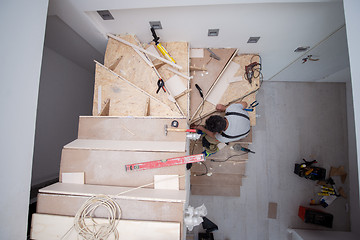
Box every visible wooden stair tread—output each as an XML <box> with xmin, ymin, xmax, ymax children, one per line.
<box><xmin>78</xmin><ymin>116</ymin><xmax>187</xmax><ymax>142</ymax></box>
<box><xmin>190</xmin><ymin>173</ymin><xmax>243</xmax><ymax>186</ymax></box>
<box><xmin>191</xmin><ymin>185</ymin><xmax>240</xmax><ymax>197</ymax></box>
<box><xmin>60</xmin><ymin>149</ymin><xmax>186</xmax><ymax>189</ymax></box>
<box><xmin>191</xmin><ymin>161</ymin><xmax>246</xmax><ymax>174</ymax></box>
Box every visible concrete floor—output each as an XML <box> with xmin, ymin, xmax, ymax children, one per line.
<box><xmin>189</xmin><ymin>81</ymin><xmax>350</xmax><ymax>240</ymax></box>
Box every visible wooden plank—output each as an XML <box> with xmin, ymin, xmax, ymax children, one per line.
<box><xmin>190</xmin><ymin>48</ymin><xmax>237</xmax><ymax>118</ymax></box>
<box><xmin>190</xmin><ymin>173</ymin><xmax>243</xmax><ymax>186</ymax></box>
<box><xmin>92</xmin><ymin>64</ymin><xmax>180</xmax><ymax>117</ymax></box>
<box><xmin>191</xmin><ymin>161</ymin><xmax>246</xmax><ymax>175</ymax></box>
<box><xmin>99</xmin><ymin>98</ymin><xmax>110</xmax><ymax>116</ymax></box>
<box><xmin>268</xmin><ymin>202</ymin><xmax>278</xmax><ymax>219</ymax></box>
<box><xmin>37</xmin><ymin>193</ymin><xmax>184</xmax><ymax>223</ymax></box>
<box><xmin>107</xmin><ymin>34</ymin><xmax>182</xmax><ymax>70</ymax></box>
<box><xmin>191</xmin><ymin>184</ymin><xmax>240</xmax><ymax>197</ymax></box>
<box><xmin>39</xmin><ymin>182</ymin><xmax>186</xmax><ymax>203</ymax></box>
<box><xmin>154</xmin><ymin>175</ymin><xmax>179</xmax><ymax>190</ymax></box>
<box><xmin>60</xmin><ymin>149</ymin><xmax>186</xmax><ymax>189</ymax></box>
<box><xmin>63</xmin><ymin>139</ymin><xmax>186</xmax><ymax>153</ymax></box>
<box><xmin>145</xmin><ymin>97</ymin><xmax>150</xmax><ymax>116</ymax></box>
<box><xmin>31</xmin><ymin>213</ymin><xmax>180</xmax><ymax>240</ymax></box>
<box><xmin>78</xmin><ymin>116</ymin><xmax>187</xmax><ymax>142</ymax></box>
<box><xmin>61</xmin><ymin>172</ymin><xmax>84</xmax><ymax>184</ymax></box>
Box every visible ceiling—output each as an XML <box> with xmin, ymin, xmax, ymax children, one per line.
<box><xmin>47</xmin><ymin>0</ymin><xmax>349</xmax><ymax>81</ymax></box>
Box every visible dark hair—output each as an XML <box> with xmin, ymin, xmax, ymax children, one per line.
<box><xmin>205</xmin><ymin>115</ymin><xmax>226</xmax><ymax>133</ymax></box>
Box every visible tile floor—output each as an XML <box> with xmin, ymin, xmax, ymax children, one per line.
<box><xmin>189</xmin><ymin>81</ymin><xmax>350</xmax><ymax>240</ymax></box>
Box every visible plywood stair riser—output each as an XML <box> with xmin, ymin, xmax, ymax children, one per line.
<box><xmin>190</xmin><ymin>173</ymin><xmax>242</xmax><ymax>186</ymax></box>
<box><xmin>191</xmin><ymin>185</ymin><xmax>240</xmax><ymax>197</ymax></box>
<box><xmin>37</xmin><ymin>193</ymin><xmax>184</xmax><ymax>223</ymax></box>
<box><xmin>191</xmin><ymin>161</ymin><xmax>246</xmax><ymax>175</ymax></box>
<box><xmin>31</xmin><ymin>213</ymin><xmax>180</xmax><ymax>240</ymax></box>
<box><xmin>63</xmin><ymin>139</ymin><xmax>186</xmax><ymax>153</ymax></box>
<box><xmin>78</xmin><ymin>116</ymin><xmax>187</xmax><ymax>142</ymax></box>
<box><xmin>60</xmin><ymin>149</ymin><xmax>186</xmax><ymax>189</ymax></box>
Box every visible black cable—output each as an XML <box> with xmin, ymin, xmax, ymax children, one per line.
<box><xmin>193</xmin><ymin>162</ymin><xmax>208</xmax><ymax>176</ymax></box>
<box><xmin>209</xmin><ymin>153</ymin><xmax>248</xmax><ymax>162</ymax></box>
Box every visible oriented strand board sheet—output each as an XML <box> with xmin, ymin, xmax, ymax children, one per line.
<box><xmin>60</xmin><ymin>149</ymin><xmax>186</xmax><ymax>189</ymax></box>
<box><xmin>190</xmin><ymin>173</ymin><xmax>243</xmax><ymax>186</ymax></box>
<box><xmin>78</xmin><ymin>116</ymin><xmax>187</xmax><ymax>142</ymax></box>
<box><xmin>190</xmin><ymin>48</ymin><xmax>237</xmax><ymax>118</ymax></box>
<box><xmin>206</xmin><ymin>62</ymin><xmax>242</xmax><ymax>105</ymax></box>
<box><xmin>154</xmin><ymin>175</ymin><xmax>179</xmax><ymax>190</ymax></box>
<box><xmin>93</xmin><ymin>64</ymin><xmax>180</xmax><ymax>117</ymax></box>
<box><xmin>39</xmin><ymin>182</ymin><xmax>186</xmax><ymax>203</ymax></box>
<box><xmin>63</xmin><ymin>139</ymin><xmax>186</xmax><ymax>153</ymax></box>
<box><xmin>31</xmin><ymin>213</ymin><xmax>180</xmax><ymax>240</ymax></box>
<box><xmin>157</xmin><ymin>41</ymin><xmax>190</xmax><ymax>116</ymax></box>
<box><xmin>191</xmin><ymin>184</ymin><xmax>240</xmax><ymax>197</ymax></box>
<box><xmin>61</xmin><ymin>172</ymin><xmax>84</xmax><ymax>184</ymax></box>
<box><xmin>102</xmin><ymin>35</ymin><xmax>181</xmax><ymax>115</ymax></box>
<box><xmin>37</xmin><ymin>193</ymin><xmax>184</xmax><ymax>223</ymax></box>
<box><xmin>191</xmin><ymin>161</ymin><xmax>246</xmax><ymax>175</ymax></box>
<box><xmin>191</xmin><ymin>54</ymin><xmax>260</xmax><ymax>126</ymax></box>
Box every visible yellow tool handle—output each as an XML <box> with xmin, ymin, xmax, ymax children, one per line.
<box><xmin>156</xmin><ymin>43</ymin><xmax>176</xmax><ymax>63</ymax></box>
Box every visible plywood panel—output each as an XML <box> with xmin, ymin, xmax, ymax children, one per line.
<box><xmin>190</xmin><ymin>185</ymin><xmax>240</xmax><ymax>197</ymax></box>
<box><xmin>39</xmin><ymin>183</ymin><xmax>186</xmax><ymax>203</ymax></box>
<box><xmin>60</xmin><ymin>149</ymin><xmax>186</xmax><ymax>189</ymax></box>
<box><xmin>102</xmin><ymin>35</ymin><xmax>182</xmax><ymax>115</ymax></box>
<box><xmin>78</xmin><ymin>116</ymin><xmax>187</xmax><ymax>142</ymax></box>
<box><xmin>190</xmin><ymin>173</ymin><xmax>243</xmax><ymax>186</ymax></box>
<box><xmin>37</xmin><ymin>193</ymin><xmax>183</xmax><ymax>223</ymax></box>
<box><xmin>63</xmin><ymin>139</ymin><xmax>186</xmax><ymax>153</ymax></box>
<box><xmin>92</xmin><ymin>64</ymin><xmax>180</xmax><ymax>117</ymax></box>
<box><xmin>31</xmin><ymin>213</ymin><xmax>180</xmax><ymax>240</ymax></box>
<box><xmin>189</xmin><ymin>48</ymin><xmax>237</xmax><ymax>118</ymax></box>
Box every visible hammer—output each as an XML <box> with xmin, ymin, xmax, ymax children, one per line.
<box><xmin>164</xmin><ymin>124</ymin><xmax>197</xmax><ymax>136</ymax></box>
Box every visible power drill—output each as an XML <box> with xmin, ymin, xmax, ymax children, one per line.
<box><xmin>245</xmin><ymin>62</ymin><xmax>261</xmax><ymax>84</ymax></box>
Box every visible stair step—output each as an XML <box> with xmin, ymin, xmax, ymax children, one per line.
<box><xmin>78</xmin><ymin>116</ymin><xmax>187</xmax><ymax>142</ymax></box>
<box><xmin>190</xmin><ymin>173</ymin><xmax>243</xmax><ymax>186</ymax></box>
<box><xmin>191</xmin><ymin>184</ymin><xmax>240</xmax><ymax>197</ymax></box>
<box><xmin>39</xmin><ymin>182</ymin><xmax>186</xmax><ymax>203</ymax></box>
<box><xmin>191</xmin><ymin>161</ymin><xmax>246</xmax><ymax>174</ymax></box>
<box><xmin>37</xmin><ymin>193</ymin><xmax>184</xmax><ymax>223</ymax></box>
<box><xmin>60</xmin><ymin>149</ymin><xmax>186</xmax><ymax>189</ymax></box>
<box><xmin>64</xmin><ymin>139</ymin><xmax>186</xmax><ymax>152</ymax></box>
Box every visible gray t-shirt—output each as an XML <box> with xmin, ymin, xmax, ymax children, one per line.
<box><xmin>215</xmin><ymin>103</ymin><xmax>251</xmax><ymax>143</ymax></box>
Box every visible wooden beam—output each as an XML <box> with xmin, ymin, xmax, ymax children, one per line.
<box><xmin>108</xmin><ymin>56</ymin><xmax>122</xmax><ymax>71</ymax></box>
<box><xmin>108</xmin><ymin>34</ymin><xmax>182</xmax><ymax>70</ymax></box>
<box><xmin>167</xmin><ymin>67</ymin><xmax>192</xmax><ymax>80</ymax></box>
<box><xmin>144</xmin><ymin>97</ymin><xmax>150</xmax><ymax>116</ymax></box>
<box><xmin>98</xmin><ymin>98</ymin><xmax>110</xmax><ymax>116</ymax></box>
<box><xmin>190</xmin><ymin>49</ymin><xmax>238</xmax><ymax>122</ymax></box>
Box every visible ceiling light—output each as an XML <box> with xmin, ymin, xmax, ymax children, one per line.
<box><xmin>294</xmin><ymin>46</ymin><xmax>310</xmax><ymax>52</ymax></box>
<box><xmin>97</xmin><ymin>10</ymin><xmax>114</xmax><ymax>20</ymax></box>
<box><xmin>208</xmin><ymin>29</ymin><xmax>219</xmax><ymax>37</ymax></box>
<box><xmin>247</xmin><ymin>37</ymin><xmax>260</xmax><ymax>43</ymax></box>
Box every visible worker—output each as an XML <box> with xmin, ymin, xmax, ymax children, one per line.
<box><xmin>193</xmin><ymin>101</ymin><xmax>250</xmax><ymax>157</ymax></box>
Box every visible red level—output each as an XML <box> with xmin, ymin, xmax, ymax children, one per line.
<box><xmin>125</xmin><ymin>154</ymin><xmax>205</xmax><ymax>171</ymax></box>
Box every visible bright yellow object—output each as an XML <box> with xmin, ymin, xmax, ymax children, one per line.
<box><xmin>156</xmin><ymin>43</ymin><xmax>176</xmax><ymax>63</ymax></box>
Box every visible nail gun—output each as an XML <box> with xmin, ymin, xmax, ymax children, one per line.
<box><xmin>150</xmin><ymin>27</ymin><xmax>176</xmax><ymax>63</ymax></box>
<box><xmin>244</xmin><ymin>62</ymin><xmax>261</xmax><ymax>84</ymax></box>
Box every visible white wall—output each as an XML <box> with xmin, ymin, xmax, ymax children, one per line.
<box><xmin>343</xmin><ymin>0</ymin><xmax>360</xmax><ymax>235</ymax></box>
<box><xmin>31</xmin><ymin>46</ymin><xmax>94</xmax><ymax>186</ymax></box>
<box><xmin>0</xmin><ymin>0</ymin><xmax>48</xmax><ymax>239</ymax></box>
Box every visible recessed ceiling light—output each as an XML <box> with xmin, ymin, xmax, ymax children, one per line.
<box><xmin>97</xmin><ymin>10</ymin><xmax>114</xmax><ymax>20</ymax></box>
<box><xmin>247</xmin><ymin>37</ymin><xmax>260</xmax><ymax>43</ymax></box>
<box><xmin>149</xmin><ymin>21</ymin><xmax>162</xmax><ymax>30</ymax></box>
<box><xmin>208</xmin><ymin>29</ymin><xmax>219</xmax><ymax>37</ymax></box>
<box><xmin>294</xmin><ymin>46</ymin><xmax>310</xmax><ymax>52</ymax></box>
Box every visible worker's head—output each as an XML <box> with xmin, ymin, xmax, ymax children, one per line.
<box><xmin>205</xmin><ymin>115</ymin><xmax>226</xmax><ymax>133</ymax></box>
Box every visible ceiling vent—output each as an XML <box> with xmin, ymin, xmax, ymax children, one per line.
<box><xmin>149</xmin><ymin>21</ymin><xmax>162</xmax><ymax>29</ymax></box>
<box><xmin>247</xmin><ymin>37</ymin><xmax>260</xmax><ymax>43</ymax></box>
<box><xmin>294</xmin><ymin>46</ymin><xmax>310</xmax><ymax>52</ymax></box>
<box><xmin>97</xmin><ymin>10</ymin><xmax>114</xmax><ymax>20</ymax></box>
<box><xmin>208</xmin><ymin>29</ymin><xmax>219</xmax><ymax>37</ymax></box>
